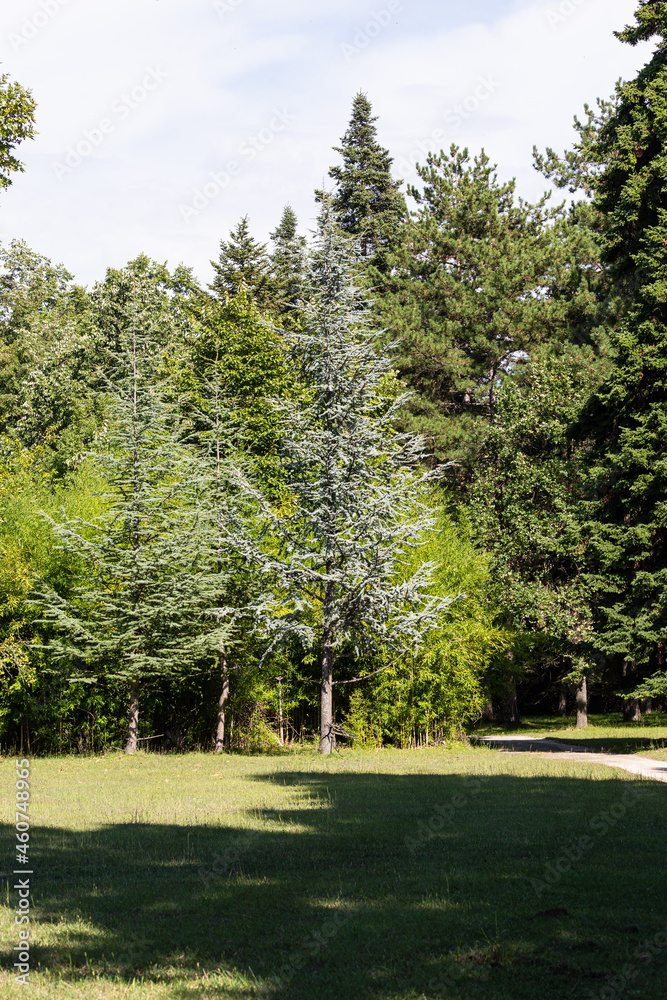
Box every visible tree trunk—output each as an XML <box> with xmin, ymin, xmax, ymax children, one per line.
<box><xmin>558</xmin><ymin>686</ymin><xmax>567</xmax><ymax>717</ymax></box>
<box><xmin>214</xmin><ymin>653</ymin><xmax>230</xmax><ymax>753</ymax></box>
<box><xmin>320</xmin><ymin>633</ymin><xmax>334</xmax><ymax>755</ymax></box>
<box><xmin>640</xmin><ymin>698</ymin><xmax>653</xmax><ymax>716</ymax></box>
<box><xmin>277</xmin><ymin>677</ymin><xmax>284</xmax><ymax>745</ymax></box>
<box><xmin>125</xmin><ymin>681</ymin><xmax>140</xmax><ymax>754</ymax></box>
<box><xmin>488</xmin><ymin>364</ymin><xmax>498</xmax><ymax>423</ymax></box>
<box><xmin>500</xmin><ymin>676</ymin><xmax>519</xmax><ymax>724</ymax></box>
<box><xmin>575</xmin><ymin>676</ymin><xmax>588</xmax><ymax>729</ymax></box>
<box><xmin>622</xmin><ymin>661</ymin><xmax>641</xmax><ymax>721</ymax></box>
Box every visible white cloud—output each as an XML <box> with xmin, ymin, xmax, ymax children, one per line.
<box><xmin>0</xmin><ymin>0</ymin><xmax>652</xmax><ymax>287</ymax></box>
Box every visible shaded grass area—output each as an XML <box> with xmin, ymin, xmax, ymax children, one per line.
<box><xmin>1</xmin><ymin>749</ymin><xmax>666</xmax><ymax>999</ymax></box>
<box><xmin>471</xmin><ymin>713</ymin><xmax>667</xmax><ymax>757</ymax></box>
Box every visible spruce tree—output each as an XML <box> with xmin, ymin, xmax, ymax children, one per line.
<box><xmin>37</xmin><ymin>262</ymin><xmax>223</xmax><ymax>753</ymax></box>
<box><xmin>223</xmin><ymin>206</ymin><xmax>457</xmax><ymax>754</ymax></box>
<box><xmin>269</xmin><ymin>205</ymin><xmax>306</xmax><ymax>327</ymax></box>
<box><xmin>210</xmin><ymin>216</ymin><xmax>272</xmax><ymax>309</ymax></box>
<box><xmin>318</xmin><ymin>92</ymin><xmax>406</xmax><ymax>274</ymax></box>
<box><xmin>569</xmin><ymin>3</ymin><xmax>667</xmax><ymax>701</ymax></box>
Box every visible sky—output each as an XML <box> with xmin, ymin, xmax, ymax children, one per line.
<box><xmin>0</xmin><ymin>0</ymin><xmax>654</xmax><ymax>290</ymax></box>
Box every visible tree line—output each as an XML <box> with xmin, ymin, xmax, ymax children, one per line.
<box><xmin>0</xmin><ymin>0</ymin><xmax>665</xmax><ymax>753</ymax></box>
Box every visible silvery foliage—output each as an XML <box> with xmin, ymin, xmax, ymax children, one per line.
<box><xmin>223</xmin><ymin>205</ymin><xmax>461</xmax><ymax>663</ymax></box>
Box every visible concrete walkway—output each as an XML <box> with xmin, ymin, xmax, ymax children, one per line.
<box><xmin>474</xmin><ymin>735</ymin><xmax>667</xmax><ymax>784</ymax></box>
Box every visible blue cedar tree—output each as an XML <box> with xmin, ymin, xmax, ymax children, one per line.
<box><xmin>223</xmin><ymin>206</ymin><xmax>458</xmax><ymax>754</ymax></box>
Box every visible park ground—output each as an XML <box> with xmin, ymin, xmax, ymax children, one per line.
<box><xmin>1</xmin><ymin>715</ymin><xmax>667</xmax><ymax>1000</ymax></box>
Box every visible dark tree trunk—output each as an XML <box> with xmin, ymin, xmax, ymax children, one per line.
<box><xmin>320</xmin><ymin>636</ymin><xmax>334</xmax><ymax>755</ymax></box>
<box><xmin>640</xmin><ymin>698</ymin><xmax>653</xmax><ymax>716</ymax></box>
<box><xmin>576</xmin><ymin>676</ymin><xmax>588</xmax><ymax>729</ymax></box>
<box><xmin>500</xmin><ymin>676</ymin><xmax>519</xmax><ymax>724</ymax></box>
<box><xmin>125</xmin><ymin>681</ymin><xmax>140</xmax><ymax>754</ymax></box>
<box><xmin>623</xmin><ymin>699</ymin><xmax>642</xmax><ymax>722</ymax></box>
<box><xmin>482</xmin><ymin>701</ymin><xmax>495</xmax><ymax>721</ymax></box>
<box><xmin>622</xmin><ymin>661</ymin><xmax>641</xmax><ymax>721</ymax></box>
<box><xmin>215</xmin><ymin>653</ymin><xmax>230</xmax><ymax>753</ymax></box>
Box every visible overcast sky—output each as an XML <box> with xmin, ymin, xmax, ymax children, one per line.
<box><xmin>0</xmin><ymin>0</ymin><xmax>652</xmax><ymax>289</ymax></box>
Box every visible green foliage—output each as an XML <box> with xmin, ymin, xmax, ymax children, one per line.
<box><xmin>210</xmin><ymin>215</ymin><xmax>273</xmax><ymax>309</ymax></box>
<box><xmin>467</xmin><ymin>353</ymin><xmax>606</xmax><ymax>698</ymax></box>
<box><xmin>35</xmin><ymin>261</ymin><xmax>227</xmax><ymax>754</ymax></box>
<box><xmin>345</xmin><ymin>506</ymin><xmax>508</xmax><ymax>745</ymax></box>
<box><xmin>0</xmin><ymin>67</ymin><xmax>36</xmax><ymax>190</ymax></box>
<box><xmin>185</xmin><ymin>288</ymin><xmax>296</xmax><ymax>496</ymax></box>
<box><xmin>269</xmin><ymin>204</ymin><xmax>307</xmax><ymax>327</ymax></box>
<box><xmin>318</xmin><ymin>92</ymin><xmax>406</xmax><ymax>273</ymax></box>
<box><xmin>557</xmin><ymin>4</ymin><xmax>667</xmax><ymax>696</ymax></box>
<box><xmin>0</xmin><ymin>240</ymin><xmax>102</xmax><ymax>471</ymax></box>
<box><xmin>227</xmin><ymin>208</ymin><xmax>456</xmax><ymax>663</ymax></box>
<box><xmin>0</xmin><ymin>437</ymin><xmax>107</xmax><ymax>743</ymax></box>
<box><xmin>378</xmin><ymin>147</ymin><xmax>607</xmax><ymax>471</ymax></box>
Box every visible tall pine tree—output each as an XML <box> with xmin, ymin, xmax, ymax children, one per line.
<box><xmin>378</xmin><ymin>146</ymin><xmax>607</xmax><ymax>474</ymax></box>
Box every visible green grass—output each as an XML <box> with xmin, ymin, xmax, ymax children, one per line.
<box><xmin>471</xmin><ymin>712</ymin><xmax>667</xmax><ymax>758</ymax></box>
<box><xmin>1</xmin><ymin>746</ymin><xmax>666</xmax><ymax>999</ymax></box>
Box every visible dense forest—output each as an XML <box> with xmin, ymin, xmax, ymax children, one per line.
<box><xmin>1</xmin><ymin>1</ymin><xmax>666</xmax><ymax>755</ymax></box>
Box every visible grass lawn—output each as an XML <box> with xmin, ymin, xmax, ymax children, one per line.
<box><xmin>1</xmin><ymin>746</ymin><xmax>666</xmax><ymax>999</ymax></box>
<box><xmin>471</xmin><ymin>712</ymin><xmax>667</xmax><ymax>759</ymax></box>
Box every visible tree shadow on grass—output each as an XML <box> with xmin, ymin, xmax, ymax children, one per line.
<box><xmin>478</xmin><ymin>735</ymin><xmax>667</xmax><ymax>755</ymax></box>
<box><xmin>3</xmin><ymin>771</ymin><xmax>667</xmax><ymax>1000</ymax></box>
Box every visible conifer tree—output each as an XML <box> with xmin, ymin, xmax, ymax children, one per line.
<box><xmin>318</xmin><ymin>92</ymin><xmax>406</xmax><ymax>273</ymax></box>
<box><xmin>38</xmin><ymin>262</ymin><xmax>223</xmax><ymax>753</ymax></box>
<box><xmin>568</xmin><ymin>3</ymin><xmax>667</xmax><ymax>701</ymax></box>
<box><xmin>210</xmin><ymin>216</ymin><xmax>272</xmax><ymax>310</ymax></box>
<box><xmin>469</xmin><ymin>354</ymin><xmax>603</xmax><ymax>725</ymax></box>
<box><xmin>269</xmin><ymin>205</ymin><xmax>306</xmax><ymax>327</ymax></box>
<box><xmin>378</xmin><ymin>146</ymin><xmax>607</xmax><ymax>473</ymax></box>
<box><xmin>223</xmin><ymin>206</ymin><xmax>457</xmax><ymax>754</ymax></box>
<box><xmin>186</xmin><ymin>290</ymin><xmax>295</xmax><ymax>749</ymax></box>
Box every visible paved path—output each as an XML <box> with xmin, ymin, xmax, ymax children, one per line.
<box><xmin>474</xmin><ymin>735</ymin><xmax>667</xmax><ymax>784</ymax></box>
